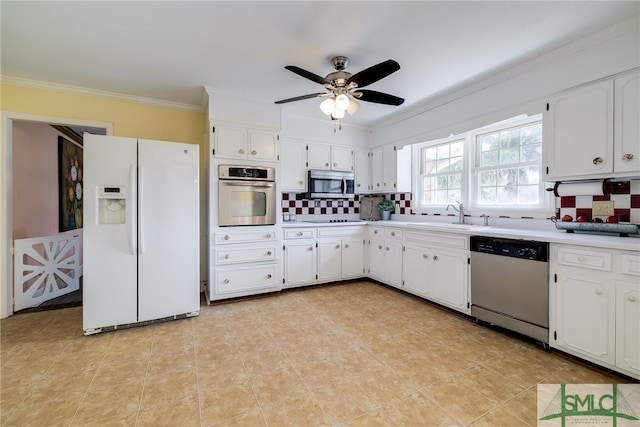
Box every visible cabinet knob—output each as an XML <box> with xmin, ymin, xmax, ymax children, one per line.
<box><xmin>333</xmin><ymin>162</ymin><xmax>338</xmax><ymax>167</ymax></box>
<box><xmin>266</xmin><ymin>251</ymin><xmax>272</xmax><ymax>256</ymax></box>
<box><xmin>266</xmin><ymin>274</ymin><xmax>272</xmax><ymax>279</ymax></box>
<box><xmin>239</xmin><ymin>149</ymin><xmax>245</xmax><ymax>154</ymax></box>
<box><xmin>325</xmin><ymin>163</ymin><xmax>329</xmax><ymax>167</ymax></box>
<box><xmin>335</xmin><ymin>244</ymin><xmax>341</xmax><ymax>249</ymax></box>
<box><xmin>433</xmin><ymin>255</ymin><xmax>439</xmax><ymax>261</ymax></box>
<box><xmin>374</xmin><ymin>230</ymin><xmax>378</xmax><ymax>234</ymax></box>
<box><xmin>309</xmin><ymin>246</ymin><xmax>314</xmax><ymax>251</ymax></box>
<box><xmin>592</xmin><ymin>157</ymin><xmax>603</xmax><ymax>165</ymax></box>
<box><xmin>377</xmin><ymin>183</ymin><xmax>380</xmax><ymax>187</ymax></box>
<box><xmin>386</xmin><ymin>247</ymin><xmax>390</xmax><ymax>251</ymax></box>
<box><xmin>357</xmin><ymin>184</ymin><xmax>361</xmax><ymax>187</ymax></box>
<box><xmin>383</xmin><ymin>182</ymin><xmax>387</xmax><ymax>186</ymax></box>
<box><xmin>299</xmin><ymin>181</ymin><xmax>303</xmax><ymax>185</ymax></box>
<box><xmin>577</xmin><ymin>256</ymin><xmax>585</xmax><ymax>262</ymax></box>
<box><xmin>224</xmin><ymin>235</ymin><xmax>230</xmax><ymax>241</ymax></box>
<box><xmin>224</xmin><ymin>254</ymin><xmax>229</xmax><ymax>259</ymax></box>
<box><xmin>390</xmin><ymin>232</ymin><xmax>395</xmax><ymax>236</ymax></box>
<box><xmin>297</xmin><ymin>232</ymin><xmax>303</xmax><ymax>237</ymax></box>
<box><xmin>423</xmin><ymin>254</ymin><xmax>428</xmax><ymax>259</ymax></box>
<box><xmin>345</xmin><ymin>244</ymin><xmax>350</xmax><ymax>249</ymax></box>
<box><xmin>266</xmin><ymin>233</ymin><xmax>272</xmax><ymax>238</ymax></box>
<box><xmin>628</xmin><ymin>296</ymin><xmax>637</xmax><ymax>302</ymax></box>
<box><xmin>223</xmin><ymin>279</ymin><xmax>229</xmax><ymax>284</ymax></box>
<box><xmin>251</xmin><ymin>150</ymin><xmax>257</xmax><ymax>156</ymax></box>
<box><xmin>378</xmin><ymin>244</ymin><xmax>383</xmax><ymax>250</ymax></box>
<box><xmin>622</xmin><ymin>153</ymin><xmax>634</xmax><ymax>161</ymax></box>
<box><xmin>595</xmin><ymin>289</ymin><xmax>604</xmax><ymax>296</ymax></box>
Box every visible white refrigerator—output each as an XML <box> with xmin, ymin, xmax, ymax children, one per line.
<box><xmin>83</xmin><ymin>135</ymin><xmax>200</xmax><ymax>334</ymax></box>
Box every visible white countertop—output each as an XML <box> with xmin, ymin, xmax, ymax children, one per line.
<box><xmin>282</xmin><ymin>219</ymin><xmax>640</xmax><ymax>251</ymax></box>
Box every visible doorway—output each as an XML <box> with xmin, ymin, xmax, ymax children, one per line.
<box><xmin>1</xmin><ymin>112</ymin><xmax>111</xmax><ymax>318</ymax></box>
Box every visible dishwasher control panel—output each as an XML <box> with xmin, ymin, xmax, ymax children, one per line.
<box><xmin>470</xmin><ymin>236</ymin><xmax>548</xmax><ymax>261</ymax></box>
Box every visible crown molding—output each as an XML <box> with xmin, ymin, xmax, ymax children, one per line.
<box><xmin>1</xmin><ymin>75</ymin><xmax>205</xmax><ymax>113</ymax></box>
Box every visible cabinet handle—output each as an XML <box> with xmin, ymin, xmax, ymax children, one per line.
<box><xmin>266</xmin><ymin>251</ymin><xmax>272</xmax><ymax>256</ymax></box>
<box><xmin>595</xmin><ymin>289</ymin><xmax>604</xmax><ymax>296</ymax></box>
<box><xmin>224</xmin><ymin>235</ymin><xmax>230</xmax><ymax>241</ymax></box>
<box><xmin>266</xmin><ymin>233</ymin><xmax>272</xmax><ymax>238</ymax></box>
<box><xmin>266</xmin><ymin>274</ymin><xmax>272</xmax><ymax>279</ymax></box>
<box><xmin>622</xmin><ymin>153</ymin><xmax>634</xmax><ymax>161</ymax></box>
<box><xmin>251</xmin><ymin>150</ymin><xmax>257</xmax><ymax>156</ymax></box>
<box><xmin>628</xmin><ymin>296</ymin><xmax>637</xmax><ymax>302</ymax></box>
<box><xmin>239</xmin><ymin>149</ymin><xmax>245</xmax><ymax>154</ymax></box>
<box><xmin>592</xmin><ymin>157</ymin><xmax>603</xmax><ymax>165</ymax></box>
<box><xmin>224</xmin><ymin>254</ymin><xmax>229</xmax><ymax>259</ymax></box>
<box><xmin>223</xmin><ymin>279</ymin><xmax>229</xmax><ymax>284</ymax></box>
<box><xmin>433</xmin><ymin>255</ymin><xmax>439</xmax><ymax>261</ymax></box>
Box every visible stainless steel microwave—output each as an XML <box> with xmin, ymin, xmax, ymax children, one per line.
<box><xmin>218</xmin><ymin>165</ymin><xmax>276</xmax><ymax>226</ymax></box>
<box><xmin>308</xmin><ymin>170</ymin><xmax>355</xmax><ymax>199</ymax></box>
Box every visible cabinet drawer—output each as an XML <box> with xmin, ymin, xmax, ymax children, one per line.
<box><xmin>215</xmin><ymin>246</ymin><xmax>277</xmax><ymax>265</ymax></box>
<box><xmin>620</xmin><ymin>253</ymin><xmax>640</xmax><ymax>276</ymax></box>
<box><xmin>317</xmin><ymin>226</ymin><xmax>364</xmax><ymax>238</ymax></box>
<box><xmin>283</xmin><ymin>228</ymin><xmax>316</xmax><ymax>239</ymax></box>
<box><xmin>369</xmin><ymin>226</ymin><xmax>385</xmax><ymax>237</ymax></box>
<box><xmin>215</xmin><ymin>265</ymin><xmax>277</xmax><ymax>295</ymax></box>
<box><xmin>215</xmin><ymin>230</ymin><xmax>276</xmax><ymax>244</ymax></box>
<box><xmin>384</xmin><ymin>228</ymin><xmax>403</xmax><ymax>240</ymax></box>
<box><xmin>556</xmin><ymin>247</ymin><xmax>612</xmax><ymax>271</ymax></box>
<box><xmin>405</xmin><ymin>231</ymin><xmax>468</xmax><ymax>250</ymax></box>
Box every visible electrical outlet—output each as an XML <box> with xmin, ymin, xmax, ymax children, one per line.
<box><xmin>592</xmin><ymin>200</ymin><xmax>614</xmax><ymax>216</ymax></box>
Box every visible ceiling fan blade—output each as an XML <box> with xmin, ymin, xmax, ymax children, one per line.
<box><xmin>274</xmin><ymin>93</ymin><xmax>326</xmax><ymax>104</ymax></box>
<box><xmin>353</xmin><ymin>90</ymin><xmax>404</xmax><ymax>106</ymax></box>
<box><xmin>346</xmin><ymin>59</ymin><xmax>400</xmax><ymax>88</ymax></box>
<box><xmin>285</xmin><ymin>66</ymin><xmax>329</xmax><ymax>85</ymax></box>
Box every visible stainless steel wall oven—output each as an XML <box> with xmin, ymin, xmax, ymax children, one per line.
<box><xmin>218</xmin><ymin>165</ymin><xmax>276</xmax><ymax>226</ymax></box>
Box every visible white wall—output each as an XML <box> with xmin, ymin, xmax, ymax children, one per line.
<box><xmin>372</xmin><ymin>15</ymin><xmax>640</xmax><ymax>148</ymax></box>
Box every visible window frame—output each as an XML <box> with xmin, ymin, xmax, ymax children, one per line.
<box><xmin>412</xmin><ymin>114</ymin><xmax>554</xmax><ymax>218</ymax></box>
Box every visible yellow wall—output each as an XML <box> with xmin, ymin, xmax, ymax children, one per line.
<box><xmin>1</xmin><ymin>84</ymin><xmax>205</xmax><ymax>143</ymax></box>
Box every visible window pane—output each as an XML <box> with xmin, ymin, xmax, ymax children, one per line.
<box><xmin>450</xmin><ymin>141</ymin><xmax>464</xmax><ymax>157</ymax></box>
<box><xmin>447</xmin><ymin>189</ymin><xmax>461</xmax><ymax>204</ymax></box>
<box><xmin>434</xmin><ymin>190</ymin><xmax>448</xmax><ymax>204</ymax></box>
<box><xmin>497</xmin><ymin>184</ymin><xmax>518</xmax><ymax>204</ymax></box>
<box><xmin>479</xmin><ymin>187</ymin><xmax>496</xmax><ymax>204</ymax></box>
<box><xmin>436</xmin><ymin>159</ymin><xmax>450</xmax><ymax>172</ymax></box>
<box><xmin>519</xmin><ymin>165</ymin><xmax>540</xmax><ymax>185</ymax></box>
<box><xmin>500</xmin><ymin>129</ymin><xmax>520</xmax><ymax>148</ymax></box>
<box><xmin>436</xmin><ymin>145</ymin><xmax>450</xmax><ymax>159</ymax></box>
<box><xmin>518</xmin><ymin>185</ymin><xmax>539</xmax><ymax>204</ymax></box>
<box><xmin>450</xmin><ymin>156</ymin><xmax>464</xmax><ymax>171</ymax></box>
<box><xmin>480</xmin><ymin>133</ymin><xmax>499</xmax><ymax>151</ymax></box>
<box><xmin>521</xmin><ymin>143</ymin><xmax>541</xmax><ymax>162</ymax></box>
<box><xmin>521</xmin><ymin>124</ymin><xmax>541</xmax><ymax>144</ymax></box>
<box><xmin>500</xmin><ymin>147</ymin><xmax>519</xmax><ymax>165</ymax></box>
<box><xmin>497</xmin><ymin>168</ymin><xmax>517</xmax><ymax>186</ymax></box>
<box><xmin>481</xmin><ymin>150</ymin><xmax>499</xmax><ymax>167</ymax></box>
<box><xmin>479</xmin><ymin>170</ymin><xmax>496</xmax><ymax>186</ymax></box>
<box><xmin>448</xmin><ymin>174</ymin><xmax>461</xmax><ymax>189</ymax></box>
<box><xmin>436</xmin><ymin>175</ymin><xmax>448</xmax><ymax>190</ymax></box>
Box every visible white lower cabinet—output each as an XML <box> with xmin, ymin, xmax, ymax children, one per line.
<box><xmin>208</xmin><ymin>227</ymin><xmax>281</xmax><ymax>301</ymax></box>
<box><xmin>402</xmin><ymin>231</ymin><xmax>470</xmax><ymax>314</ymax></box>
<box><xmin>283</xmin><ymin>226</ymin><xmax>365</xmax><ymax>288</ymax></box>
<box><xmin>367</xmin><ymin>226</ymin><xmax>403</xmax><ymax>287</ymax></box>
<box><xmin>550</xmin><ymin>244</ymin><xmax>640</xmax><ymax>379</ymax></box>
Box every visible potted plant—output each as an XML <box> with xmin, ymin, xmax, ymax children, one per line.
<box><xmin>376</xmin><ymin>199</ymin><xmax>395</xmax><ymax>220</ymax></box>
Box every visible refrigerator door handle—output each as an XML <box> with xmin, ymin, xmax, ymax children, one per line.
<box><xmin>138</xmin><ymin>165</ymin><xmax>145</xmax><ymax>254</ymax></box>
<box><xmin>128</xmin><ymin>164</ymin><xmax>137</xmax><ymax>255</ymax></box>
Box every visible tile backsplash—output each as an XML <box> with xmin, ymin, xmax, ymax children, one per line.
<box><xmin>281</xmin><ymin>193</ymin><xmax>412</xmax><ymax>216</ymax></box>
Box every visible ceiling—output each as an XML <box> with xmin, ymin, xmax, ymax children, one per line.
<box><xmin>1</xmin><ymin>1</ymin><xmax>638</xmax><ymax>127</ymax></box>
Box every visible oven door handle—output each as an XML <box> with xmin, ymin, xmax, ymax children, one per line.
<box><xmin>220</xmin><ymin>181</ymin><xmax>275</xmax><ymax>188</ymax></box>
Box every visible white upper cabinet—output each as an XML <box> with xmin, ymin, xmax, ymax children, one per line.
<box><xmin>307</xmin><ymin>143</ymin><xmax>354</xmax><ymax>172</ymax></box>
<box><xmin>213</xmin><ymin>123</ymin><xmax>279</xmax><ymax>162</ymax></box>
<box><xmin>543</xmin><ymin>80</ymin><xmax>614</xmax><ymax>179</ymax></box>
<box><xmin>614</xmin><ymin>72</ymin><xmax>640</xmax><ymax>174</ymax></box>
<box><xmin>371</xmin><ymin>145</ymin><xmax>397</xmax><ymax>192</ymax></box>
<box><xmin>280</xmin><ymin>140</ymin><xmax>307</xmax><ymax>191</ymax></box>
<box><xmin>543</xmin><ymin>71</ymin><xmax>640</xmax><ymax>180</ymax></box>
<box><xmin>355</xmin><ymin>148</ymin><xmax>372</xmax><ymax>193</ymax></box>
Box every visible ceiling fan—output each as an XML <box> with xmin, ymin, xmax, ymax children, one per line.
<box><xmin>275</xmin><ymin>56</ymin><xmax>404</xmax><ymax>121</ymax></box>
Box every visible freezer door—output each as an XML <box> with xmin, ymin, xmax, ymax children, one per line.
<box><xmin>83</xmin><ymin>135</ymin><xmax>138</xmax><ymax>331</ymax></box>
<box><xmin>137</xmin><ymin>139</ymin><xmax>200</xmax><ymax>321</ymax></box>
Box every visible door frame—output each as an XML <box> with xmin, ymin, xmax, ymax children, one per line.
<box><xmin>1</xmin><ymin>111</ymin><xmax>112</xmax><ymax>318</ymax></box>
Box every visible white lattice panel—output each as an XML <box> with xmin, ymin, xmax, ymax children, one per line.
<box><xmin>13</xmin><ymin>234</ymin><xmax>80</xmax><ymax>311</ymax></box>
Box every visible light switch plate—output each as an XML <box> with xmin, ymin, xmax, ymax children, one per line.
<box><xmin>593</xmin><ymin>200</ymin><xmax>614</xmax><ymax>216</ymax></box>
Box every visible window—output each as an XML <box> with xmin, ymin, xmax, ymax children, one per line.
<box><xmin>418</xmin><ymin>138</ymin><xmax>464</xmax><ymax>205</ymax></box>
<box><xmin>474</xmin><ymin>121</ymin><xmax>542</xmax><ymax>206</ymax></box>
<box><xmin>413</xmin><ymin>114</ymin><xmax>551</xmax><ymax>216</ymax></box>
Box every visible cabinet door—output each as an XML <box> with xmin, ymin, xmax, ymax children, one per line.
<box><xmin>342</xmin><ymin>237</ymin><xmax>364</xmax><ymax>278</ymax></box>
<box><xmin>543</xmin><ymin>80</ymin><xmax>614</xmax><ymax>179</ymax></box>
<box><xmin>284</xmin><ymin>241</ymin><xmax>316</xmax><ymax>287</ymax></box>
<box><xmin>215</xmin><ymin>125</ymin><xmax>247</xmax><ymax>159</ymax></box>
<box><xmin>555</xmin><ymin>271</ymin><xmax>615</xmax><ymax>365</ymax></box>
<box><xmin>614</xmin><ymin>72</ymin><xmax>640</xmax><ymax>174</ymax></box>
<box><xmin>355</xmin><ymin>149</ymin><xmax>371</xmax><ymax>193</ymax></box>
<box><xmin>616</xmin><ymin>279</ymin><xmax>640</xmax><ymax>376</ymax></box>
<box><xmin>371</xmin><ymin>146</ymin><xmax>383</xmax><ymax>191</ymax></box>
<box><xmin>429</xmin><ymin>248</ymin><xmax>468</xmax><ymax>312</ymax></box>
<box><xmin>248</xmin><ymin>129</ymin><xmax>278</xmax><ymax>162</ymax></box>
<box><xmin>382</xmin><ymin>145</ymin><xmax>397</xmax><ymax>191</ymax></box>
<box><xmin>368</xmin><ymin>238</ymin><xmax>385</xmax><ymax>280</ymax></box>
<box><xmin>280</xmin><ymin>141</ymin><xmax>307</xmax><ymax>191</ymax></box>
<box><xmin>331</xmin><ymin>146</ymin><xmax>354</xmax><ymax>171</ymax></box>
<box><xmin>384</xmin><ymin>241</ymin><xmax>403</xmax><ymax>288</ymax></box>
<box><xmin>318</xmin><ymin>240</ymin><xmax>342</xmax><ymax>282</ymax></box>
<box><xmin>307</xmin><ymin>144</ymin><xmax>331</xmax><ymax>170</ymax></box>
<box><xmin>403</xmin><ymin>244</ymin><xmax>430</xmax><ymax>297</ymax></box>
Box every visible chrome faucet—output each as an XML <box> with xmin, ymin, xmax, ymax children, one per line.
<box><xmin>446</xmin><ymin>201</ymin><xmax>465</xmax><ymax>224</ymax></box>
<box><xmin>480</xmin><ymin>213</ymin><xmax>490</xmax><ymax>226</ymax></box>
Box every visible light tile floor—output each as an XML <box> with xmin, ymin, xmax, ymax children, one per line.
<box><xmin>1</xmin><ymin>281</ymin><xmax>634</xmax><ymax>426</ymax></box>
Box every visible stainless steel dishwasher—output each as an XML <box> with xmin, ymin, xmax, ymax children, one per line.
<box><xmin>470</xmin><ymin>236</ymin><xmax>550</xmax><ymax>345</ymax></box>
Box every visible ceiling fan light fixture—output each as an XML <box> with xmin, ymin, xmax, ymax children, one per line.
<box><xmin>319</xmin><ymin>98</ymin><xmax>335</xmax><ymax>115</ymax></box>
<box><xmin>334</xmin><ymin>94</ymin><xmax>350</xmax><ymax>111</ymax></box>
<box><xmin>331</xmin><ymin>108</ymin><xmax>345</xmax><ymax>119</ymax></box>
<box><xmin>347</xmin><ymin>98</ymin><xmax>360</xmax><ymax>115</ymax></box>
